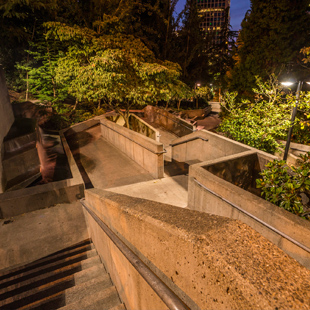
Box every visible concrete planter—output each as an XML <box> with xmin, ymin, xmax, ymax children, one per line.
<box><xmin>188</xmin><ymin>150</ymin><xmax>310</xmax><ymax>269</ymax></box>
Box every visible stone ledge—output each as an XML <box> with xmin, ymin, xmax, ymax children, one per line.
<box><xmin>84</xmin><ymin>188</ymin><xmax>310</xmax><ymax>310</ymax></box>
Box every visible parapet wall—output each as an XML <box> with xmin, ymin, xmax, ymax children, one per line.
<box><xmin>143</xmin><ymin>105</ymin><xmax>195</xmax><ymax>137</ymax></box>
<box><xmin>0</xmin><ymin>67</ymin><xmax>14</xmax><ymax>193</ymax></box>
<box><xmin>100</xmin><ymin>118</ymin><xmax>164</xmax><ymax>179</ymax></box>
<box><xmin>84</xmin><ymin>188</ymin><xmax>310</xmax><ymax>310</ymax></box>
<box><xmin>188</xmin><ymin>151</ymin><xmax>310</xmax><ymax>269</ymax></box>
<box><xmin>0</xmin><ymin>125</ymin><xmax>85</xmax><ymax>219</ymax></box>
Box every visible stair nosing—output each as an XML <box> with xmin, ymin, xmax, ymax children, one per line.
<box><xmin>17</xmin><ymin>274</ymin><xmax>113</xmax><ymax>310</ymax></box>
<box><xmin>0</xmin><ymin>239</ymin><xmax>92</xmax><ymax>279</ymax></box>
<box><xmin>0</xmin><ymin>260</ymin><xmax>106</xmax><ymax>297</ymax></box>
<box><xmin>0</xmin><ymin>255</ymin><xmax>102</xmax><ymax>307</ymax></box>
<box><xmin>0</xmin><ymin>248</ymin><xmax>98</xmax><ymax>287</ymax></box>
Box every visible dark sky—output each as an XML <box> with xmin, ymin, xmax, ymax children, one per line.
<box><xmin>175</xmin><ymin>0</ymin><xmax>251</xmax><ymax>31</ymax></box>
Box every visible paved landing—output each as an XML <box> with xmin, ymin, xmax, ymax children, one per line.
<box><xmin>108</xmin><ymin>175</ymin><xmax>188</xmax><ymax>208</ymax></box>
<box><xmin>0</xmin><ymin>202</ymin><xmax>89</xmax><ymax>271</ymax></box>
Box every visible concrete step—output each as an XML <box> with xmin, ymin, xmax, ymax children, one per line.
<box><xmin>58</xmin><ymin>286</ymin><xmax>122</xmax><ymax>310</ymax></box>
<box><xmin>0</xmin><ymin>248</ymin><xmax>98</xmax><ymax>289</ymax></box>
<box><xmin>19</xmin><ymin>273</ymin><xmax>114</xmax><ymax>310</ymax></box>
<box><xmin>0</xmin><ymin>261</ymin><xmax>105</xmax><ymax>299</ymax></box>
<box><xmin>0</xmin><ymin>239</ymin><xmax>92</xmax><ymax>281</ymax></box>
<box><xmin>0</xmin><ymin>255</ymin><xmax>102</xmax><ymax>309</ymax></box>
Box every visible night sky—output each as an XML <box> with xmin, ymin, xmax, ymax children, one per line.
<box><xmin>175</xmin><ymin>0</ymin><xmax>251</xmax><ymax>31</ymax></box>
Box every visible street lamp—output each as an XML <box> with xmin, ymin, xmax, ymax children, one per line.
<box><xmin>281</xmin><ymin>79</ymin><xmax>310</xmax><ymax>161</ymax></box>
<box><xmin>194</xmin><ymin>82</ymin><xmax>201</xmax><ymax>109</ymax></box>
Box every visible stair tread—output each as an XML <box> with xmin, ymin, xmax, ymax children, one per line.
<box><xmin>0</xmin><ymin>261</ymin><xmax>106</xmax><ymax>298</ymax></box>
<box><xmin>0</xmin><ymin>239</ymin><xmax>92</xmax><ymax>280</ymax></box>
<box><xmin>58</xmin><ymin>286</ymin><xmax>122</xmax><ymax>310</ymax></box>
<box><xmin>0</xmin><ymin>248</ymin><xmax>98</xmax><ymax>288</ymax></box>
<box><xmin>0</xmin><ymin>255</ymin><xmax>102</xmax><ymax>308</ymax></box>
<box><xmin>18</xmin><ymin>273</ymin><xmax>113</xmax><ymax>310</ymax></box>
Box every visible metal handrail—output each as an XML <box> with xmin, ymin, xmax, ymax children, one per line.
<box><xmin>101</xmin><ymin>121</ymin><xmax>166</xmax><ymax>154</ymax></box>
<box><xmin>154</xmin><ymin>110</ymin><xmax>194</xmax><ymax>131</ymax></box>
<box><xmin>80</xmin><ymin>199</ymin><xmax>190</xmax><ymax>310</ymax></box>
<box><xmin>194</xmin><ymin>178</ymin><xmax>310</xmax><ymax>254</ymax></box>
<box><xmin>170</xmin><ymin>136</ymin><xmax>209</xmax><ymax>147</ymax></box>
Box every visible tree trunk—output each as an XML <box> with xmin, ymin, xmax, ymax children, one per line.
<box><xmin>177</xmin><ymin>99</ymin><xmax>181</xmax><ymax>110</ymax></box>
<box><xmin>73</xmin><ymin>98</ymin><xmax>78</xmax><ymax>110</ymax></box>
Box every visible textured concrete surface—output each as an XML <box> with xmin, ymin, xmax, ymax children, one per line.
<box><xmin>188</xmin><ymin>151</ymin><xmax>310</xmax><ymax>269</ymax></box>
<box><xmin>66</xmin><ymin>126</ymin><xmax>154</xmax><ymax>189</ymax></box>
<box><xmin>100</xmin><ymin>118</ymin><xmax>164</xmax><ymax>178</ymax></box>
<box><xmin>108</xmin><ymin>175</ymin><xmax>188</xmax><ymax>208</ymax></box>
<box><xmin>0</xmin><ymin>66</ymin><xmax>14</xmax><ymax>193</ymax></box>
<box><xmin>85</xmin><ymin>189</ymin><xmax>310</xmax><ymax>310</ymax></box>
<box><xmin>0</xmin><ymin>201</ymin><xmax>89</xmax><ymax>271</ymax></box>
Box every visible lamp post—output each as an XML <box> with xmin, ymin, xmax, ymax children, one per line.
<box><xmin>281</xmin><ymin>79</ymin><xmax>309</xmax><ymax>161</ymax></box>
<box><xmin>194</xmin><ymin>82</ymin><xmax>201</xmax><ymax>109</ymax></box>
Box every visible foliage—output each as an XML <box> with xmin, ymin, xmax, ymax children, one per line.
<box><xmin>16</xmin><ymin>38</ymin><xmax>69</xmax><ymax>103</ymax></box>
<box><xmin>219</xmin><ymin>75</ymin><xmax>292</xmax><ymax>153</ymax></box>
<box><xmin>289</xmin><ymin>91</ymin><xmax>310</xmax><ymax>145</ymax></box>
<box><xmin>230</xmin><ymin>0</ymin><xmax>310</xmax><ymax>93</ymax></box>
<box><xmin>256</xmin><ymin>153</ymin><xmax>310</xmax><ymax>219</ymax></box>
<box><xmin>41</xmin><ymin>21</ymin><xmax>189</xmax><ymax>126</ymax></box>
<box><xmin>194</xmin><ymin>86</ymin><xmax>213</xmax><ymax>102</ymax></box>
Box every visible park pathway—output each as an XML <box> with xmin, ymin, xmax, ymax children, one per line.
<box><xmin>66</xmin><ymin>125</ymin><xmax>188</xmax><ymax>208</ymax></box>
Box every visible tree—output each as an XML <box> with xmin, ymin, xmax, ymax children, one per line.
<box><xmin>44</xmin><ymin>21</ymin><xmax>189</xmax><ymax>127</ymax></box>
<box><xmin>230</xmin><ymin>0</ymin><xmax>310</xmax><ymax>94</ymax></box>
<box><xmin>219</xmin><ymin>75</ymin><xmax>296</xmax><ymax>153</ymax></box>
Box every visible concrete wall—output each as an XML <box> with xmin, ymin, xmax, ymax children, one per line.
<box><xmin>171</xmin><ymin>130</ymin><xmax>250</xmax><ymax>164</ymax></box>
<box><xmin>100</xmin><ymin>118</ymin><xmax>164</xmax><ymax>179</ymax></box>
<box><xmin>3</xmin><ymin>147</ymin><xmax>40</xmax><ymax>190</ymax></box>
<box><xmin>0</xmin><ymin>128</ymin><xmax>84</xmax><ymax>219</ymax></box>
<box><xmin>84</xmin><ymin>188</ymin><xmax>310</xmax><ymax>310</ymax></box>
<box><xmin>106</xmin><ymin>113</ymin><xmax>160</xmax><ymax>141</ymax></box>
<box><xmin>188</xmin><ymin>151</ymin><xmax>310</xmax><ymax>269</ymax></box>
<box><xmin>0</xmin><ymin>67</ymin><xmax>14</xmax><ymax>193</ymax></box>
<box><xmin>143</xmin><ymin>105</ymin><xmax>195</xmax><ymax>137</ymax></box>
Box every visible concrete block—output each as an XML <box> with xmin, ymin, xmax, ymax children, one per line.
<box><xmin>84</xmin><ymin>188</ymin><xmax>310</xmax><ymax>310</ymax></box>
<box><xmin>188</xmin><ymin>151</ymin><xmax>310</xmax><ymax>269</ymax></box>
<box><xmin>100</xmin><ymin>119</ymin><xmax>164</xmax><ymax>179</ymax></box>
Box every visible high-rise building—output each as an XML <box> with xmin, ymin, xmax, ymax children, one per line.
<box><xmin>196</xmin><ymin>0</ymin><xmax>230</xmax><ymax>45</ymax></box>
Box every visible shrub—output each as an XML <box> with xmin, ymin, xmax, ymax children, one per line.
<box><xmin>256</xmin><ymin>152</ymin><xmax>310</xmax><ymax>220</ymax></box>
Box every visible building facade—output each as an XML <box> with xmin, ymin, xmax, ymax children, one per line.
<box><xmin>196</xmin><ymin>0</ymin><xmax>230</xmax><ymax>45</ymax></box>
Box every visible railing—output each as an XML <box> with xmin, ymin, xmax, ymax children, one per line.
<box><xmin>154</xmin><ymin>110</ymin><xmax>195</xmax><ymax>132</ymax></box>
<box><xmin>194</xmin><ymin>178</ymin><xmax>310</xmax><ymax>254</ymax></box>
<box><xmin>170</xmin><ymin>136</ymin><xmax>209</xmax><ymax>147</ymax></box>
<box><xmin>80</xmin><ymin>199</ymin><xmax>190</xmax><ymax>310</ymax></box>
<box><xmin>101</xmin><ymin>121</ymin><xmax>167</xmax><ymax>154</ymax></box>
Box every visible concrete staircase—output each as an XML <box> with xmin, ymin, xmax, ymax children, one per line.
<box><xmin>0</xmin><ymin>240</ymin><xmax>125</xmax><ymax>310</ymax></box>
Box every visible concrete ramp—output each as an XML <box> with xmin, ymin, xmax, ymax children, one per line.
<box><xmin>66</xmin><ymin>125</ymin><xmax>154</xmax><ymax>189</ymax></box>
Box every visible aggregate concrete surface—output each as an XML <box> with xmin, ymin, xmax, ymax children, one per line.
<box><xmin>96</xmin><ymin>190</ymin><xmax>310</xmax><ymax>310</ymax></box>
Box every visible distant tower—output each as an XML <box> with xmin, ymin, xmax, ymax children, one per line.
<box><xmin>196</xmin><ymin>0</ymin><xmax>230</xmax><ymax>45</ymax></box>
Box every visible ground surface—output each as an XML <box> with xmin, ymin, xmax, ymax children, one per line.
<box><xmin>0</xmin><ymin>202</ymin><xmax>89</xmax><ymax>271</ymax></box>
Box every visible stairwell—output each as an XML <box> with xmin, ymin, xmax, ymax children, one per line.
<box><xmin>0</xmin><ymin>240</ymin><xmax>125</xmax><ymax>310</ymax></box>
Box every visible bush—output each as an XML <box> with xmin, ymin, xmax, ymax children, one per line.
<box><xmin>256</xmin><ymin>152</ymin><xmax>310</xmax><ymax>220</ymax></box>
<box><xmin>219</xmin><ymin>75</ymin><xmax>310</xmax><ymax>153</ymax></box>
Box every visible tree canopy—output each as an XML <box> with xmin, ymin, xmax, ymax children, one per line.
<box><xmin>230</xmin><ymin>0</ymin><xmax>310</xmax><ymax>94</ymax></box>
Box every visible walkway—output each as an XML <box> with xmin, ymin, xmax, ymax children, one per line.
<box><xmin>66</xmin><ymin>125</ymin><xmax>189</xmax><ymax>208</ymax></box>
